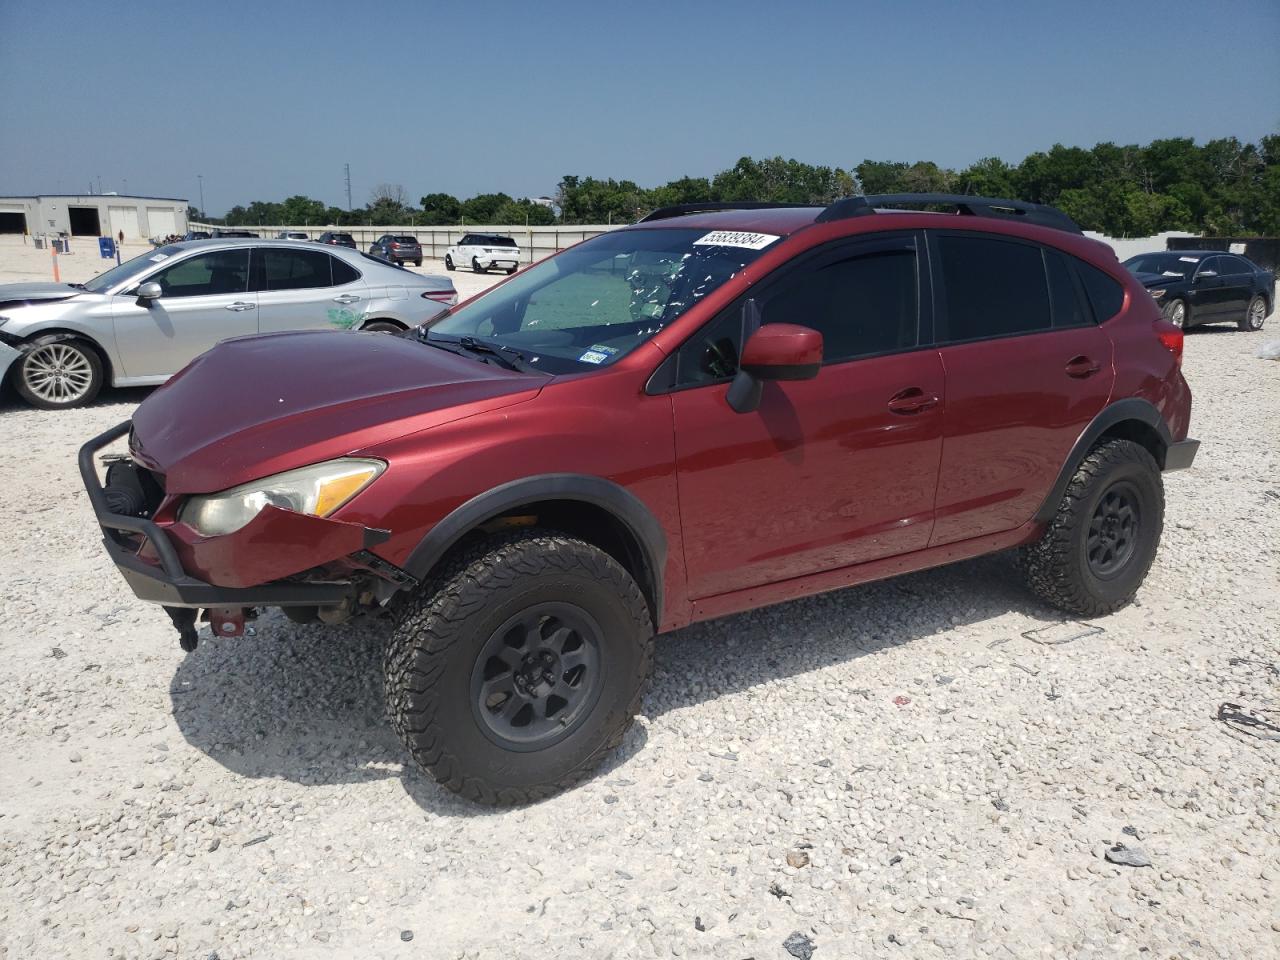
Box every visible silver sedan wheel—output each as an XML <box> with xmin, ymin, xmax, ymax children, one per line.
<box><xmin>1247</xmin><ymin>297</ymin><xmax>1266</xmax><ymax>330</ymax></box>
<box><xmin>1168</xmin><ymin>300</ymin><xmax>1186</xmax><ymax>327</ymax></box>
<box><xmin>23</xmin><ymin>342</ymin><xmax>95</xmax><ymax>404</ymax></box>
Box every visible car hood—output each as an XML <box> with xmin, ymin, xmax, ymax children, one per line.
<box><xmin>1130</xmin><ymin>271</ymin><xmax>1183</xmax><ymax>288</ymax></box>
<box><xmin>0</xmin><ymin>282</ymin><xmax>93</xmax><ymax>309</ymax></box>
<box><xmin>130</xmin><ymin>330</ymin><xmax>545</xmax><ymax>493</ymax></box>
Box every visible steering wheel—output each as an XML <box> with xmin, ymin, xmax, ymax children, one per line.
<box><xmin>701</xmin><ymin>336</ymin><xmax>737</xmax><ymax>379</ymax></box>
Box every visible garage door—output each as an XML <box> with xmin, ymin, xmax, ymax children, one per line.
<box><xmin>0</xmin><ymin>203</ymin><xmax>26</xmax><ymax>234</ymax></box>
<box><xmin>147</xmin><ymin>207</ymin><xmax>177</xmax><ymax>237</ymax></box>
<box><xmin>109</xmin><ymin>206</ymin><xmax>140</xmax><ymax>239</ymax></box>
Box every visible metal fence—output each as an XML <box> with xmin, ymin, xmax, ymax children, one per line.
<box><xmin>188</xmin><ymin>223</ymin><xmax>619</xmax><ymax>265</ymax></box>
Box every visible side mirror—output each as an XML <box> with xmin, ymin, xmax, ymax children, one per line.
<box><xmin>726</xmin><ymin>323</ymin><xmax>823</xmax><ymax>414</ymax></box>
<box><xmin>136</xmin><ymin>281</ymin><xmax>162</xmax><ymax>304</ymax></box>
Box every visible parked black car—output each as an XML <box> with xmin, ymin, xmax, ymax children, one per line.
<box><xmin>1123</xmin><ymin>251</ymin><xmax>1274</xmax><ymax>331</ymax></box>
<box><xmin>368</xmin><ymin>234</ymin><xmax>423</xmax><ymax>266</ymax></box>
<box><xmin>317</xmin><ymin>231</ymin><xmax>358</xmax><ymax>249</ymax></box>
<box><xmin>183</xmin><ymin>230</ymin><xmax>211</xmax><ymax>240</ymax></box>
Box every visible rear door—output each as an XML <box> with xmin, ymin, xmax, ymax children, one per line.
<box><xmin>1217</xmin><ymin>256</ymin><xmax>1255</xmax><ymax>317</ymax></box>
<box><xmin>111</xmin><ymin>248</ymin><xmax>257</xmax><ymax>379</ymax></box>
<box><xmin>927</xmin><ymin>231</ymin><xmax>1115</xmax><ymax>547</ymax></box>
<box><xmin>254</xmin><ymin>247</ymin><xmax>368</xmax><ymax>333</ymax></box>
<box><xmin>670</xmin><ymin>231</ymin><xmax>946</xmax><ymax>598</ymax></box>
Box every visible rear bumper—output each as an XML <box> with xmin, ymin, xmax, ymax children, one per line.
<box><xmin>79</xmin><ymin>420</ymin><xmax>365</xmax><ymax>610</ymax></box>
<box><xmin>1164</xmin><ymin>438</ymin><xmax>1199</xmax><ymax>472</ymax></box>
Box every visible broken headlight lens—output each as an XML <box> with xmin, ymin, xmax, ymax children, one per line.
<box><xmin>179</xmin><ymin>458</ymin><xmax>384</xmax><ymax>537</ymax></box>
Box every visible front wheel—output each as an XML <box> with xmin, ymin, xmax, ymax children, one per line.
<box><xmin>13</xmin><ymin>336</ymin><xmax>104</xmax><ymax>409</ymax></box>
<box><xmin>384</xmin><ymin>531</ymin><xmax>654</xmax><ymax>805</ymax></box>
<box><xmin>444</xmin><ymin>255</ymin><xmax>455</xmax><ymax>271</ymax></box>
<box><xmin>1162</xmin><ymin>298</ymin><xmax>1188</xmax><ymax>328</ymax></box>
<box><xmin>1239</xmin><ymin>295</ymin><xmax>1267</xmax><ymax>331</ymax></box>
<box><xmin>1018</xmin><ymin>439</ymin><xmax>1164</xmax><ymax>617</ymax></box>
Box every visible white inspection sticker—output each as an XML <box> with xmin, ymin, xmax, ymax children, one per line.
<box><xmin>1178</xmin><ymin>256</ymin><xmax>1200</xmax><ymax>263</ymax></box>
<box><xmin>149</xmin><ymin>253</ymin><xmax>169</xmax><ymax>262</ymax></box>
<box><xmin>693</xmin><ymin>231</ymin><xmax>780</xmax><ymax>251</ymax></box>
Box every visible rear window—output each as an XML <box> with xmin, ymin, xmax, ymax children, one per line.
<box><xmin>335</xmin><ymin>234</ymin><xmax>354</xmax><ymax>242</ymax></box>
<box><xmin>484</xmin><ymin>235</ymin><xmax>517</xmax><ymax>247</ymax></box>
<box><xmin>391</xmin><ymin>235</ymin><xmax>416</xmax><ymax>244</ymax></box>
<box><xmin>936</xmin><ymin>234</ymin><xmax>1051</xmax><ymax>341</ymax></box>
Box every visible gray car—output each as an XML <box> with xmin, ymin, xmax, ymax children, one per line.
<box><xmin>0</xmin><ymin>239</ymin><xmax>457</xmax><ymax>409</ymax></box>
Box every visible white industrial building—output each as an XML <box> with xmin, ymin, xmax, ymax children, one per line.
<box><xmin>0</xmin><ymin>194</ymin><xmax>188</xmax><ymax>239</ymax></box>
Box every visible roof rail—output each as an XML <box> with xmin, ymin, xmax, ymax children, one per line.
<box><xmin>637</xmin><ymin>201</ymin><xmax>816</xmax><ymax>223</ymax></box>
<box><xmin>816</xmin><ymin>193</ymin><xmax>1082</xmax><ymax>235</ymax></box>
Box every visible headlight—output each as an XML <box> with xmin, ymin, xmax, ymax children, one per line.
<box><xmin>1149</xmin><ymin>288</ymin><xmax>1167</xmax><ymax>300</ymax></box>
<box><xmin>180</xmin><ymin>458</ymin><xmax>384</xmax><ymax>536</ymax></box>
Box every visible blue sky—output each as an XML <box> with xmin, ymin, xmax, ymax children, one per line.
<box><xmin>1</xmin><ymin>0</ymin><xmax>1276</xmax><ymax>214</ymax></box>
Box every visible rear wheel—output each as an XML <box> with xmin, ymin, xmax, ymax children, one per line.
<box><xmin>472</xmin><ymin>257</ymin><xmax>486</xmax><ymax>274</ymax></box>
<box><xmin>1239</xmin><ymin>295</ymin><xmax>1267</xmax><ymax>331</ymax></box>
<box><xmin>1018</xmin><ymin>439</ymin><xmax>1164</xmax><ymax>617</ymax></box>
<box><xmin>1162</xmin><ymin>298</ymin><xmax>1188</xmax><ymax>328</ymax></box>
<box><xmin>13</xmin><ymin>336</ymin><xmax>103</xmax><ymax>409</ymax></box>
<box><xmin>362</xmin><ymin>320</ymin><xmax>402</xmax><ymax>333</ymax></box>
<box><xmin>414</xmin><ymin>259</ymin><xmax>422</xmax><ymax>267</ymax></box>
<box><xmin>384</xmin><ymin>531</ymin><xmax>654</xmax><ymax>804</ymax></box>
<box><xmin>507</xmin><ymin>266</ymin><xmax>518</xmax><ymax>275</ymax></box>
<box><xmin>445</xmin><ymin>255</ymin><xmax>455</xmax><ymax>271</ymax></box>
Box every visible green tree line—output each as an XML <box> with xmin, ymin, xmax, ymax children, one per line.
<box><xmin>210</xmin><ymin>134</ymin><xmax>1278</xmax><ymax>237</ymax></box>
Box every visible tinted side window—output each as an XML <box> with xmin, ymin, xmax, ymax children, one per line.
<box><xmin>936</xmin><ymin>235</ymin><xmax>1050</xmax><ymax>341</ymax></box>
<box><xmin>1045</xmin><ymin>249</ymin><xmax>1091</xmax><ymax>329</ymax></box>
<box><xmin>1225</xmin><ymin>256</ymin><xmax>1252</xmax><ymax>276</ymax></box>
<box><xmin>150</xmin><ymin>250</ymin><xmax>250</xmax><ymax>298</ymax></box>
<box><xmin>672</xmin><ymin>240</ymin><xmax>919</xmax><ymax>386</ymax></box>
<box><xmin>1076</xmin><ymin>260</ymin><xmax>1125</xmax><ymax>322</ymax></box>
<box><xmin>758</xmin><ymin>248</ymin><xmax>917</xmax><ymax>362</ymax></box>
<box><xmin>258</xmin><ymin>249</ymin><xmax>334</xmax><ymax>290</ymax></box>
<box><xmin>331</xmin><ymin>256</ymin><xmax>360</xmax><ymax>285</ymax></box>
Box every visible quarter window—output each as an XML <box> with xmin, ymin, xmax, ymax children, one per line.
<box><xmin>148</xmin><ymin>250</ymin><xmax>250</xmax><ymax>298</ymax></box>
<box><xmin>1076</xmin><ymin>260</ymin><xmax>1125</xmax><ymax>322</ymax></box>
<box><xmin>257</xmin><ymin>248</ymin><xmax>334</xmax><ymax>290</ymax></box>
<box><xmin>936</xmin><ymin>235</ymin><xmax>1051</xmax><ymax>341</ymax></box>
<box><xmin>1045</xmin><ymin>249</ymin><xmax>1091</xmax><ymax>329</ymax></box>
<box><xmin>331</xmin><ymin>257</ymin><xmax>360</xmax><ymax>285</ymax></box>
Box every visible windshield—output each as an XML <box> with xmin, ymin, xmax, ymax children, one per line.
<box><xmin>427</xmin><ymin>227</ymin><xmax>779</xmax><ymax>374</ymax></box>
<box><xmin>1124</xmin><ymin>253</ymin><xmax>1201</xmax><ymax>278</ymax></box>
<box><xmin>82</xmin><ymin>245</ymin><xmax>185</xmax><ymax>293</ymax></box>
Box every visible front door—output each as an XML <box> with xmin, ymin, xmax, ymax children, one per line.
<box><xmin>927</xmin><ymin>232</ymin><xmax>1116</xmax><ymax>546</ymax></box>
<box><xmin>111</xmin><ymin>248</ymin><xmax>256</xmax><ymax>380</ymax></box>
<box><xmin>1189</xmin><ymin>255</ymin><xmax>1230</xmax><ymax>319</ymax></box>
<box><xmin>669</xmin><ymin>232</ymin><xmax>946</xmax><ymax>599</ymax></box>
<box><xmin>253</xmin><ymin>247</ymin><xmax>368</xmax><ymax>334</ymax></box>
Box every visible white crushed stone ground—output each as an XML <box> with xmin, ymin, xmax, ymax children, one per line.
<box><xmin>0</xmin><ymin>255</ymin><xmax>1277</xmax><ymax>958</ymax></box>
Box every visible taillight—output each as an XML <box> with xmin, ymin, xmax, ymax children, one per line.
<box><xmin>1155</xmin><ymin>321</ymin><xmax>1184</xmax><ymax>367</ymax></box>
<box><xmin>422</xmin><ymin>290</ymin><xmax>456</xmax><ymax>303</ymax></box>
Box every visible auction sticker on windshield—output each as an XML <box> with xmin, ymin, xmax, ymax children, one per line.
<box><xmin>693</xmin><ymin>231</ymin><xmax>780</xmax><ymax>250</ymax></box>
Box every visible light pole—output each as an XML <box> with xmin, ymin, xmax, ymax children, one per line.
<box><xmin>197</xmin><ymin>175</ymin><xmax>205</xmax><ymax>220</ymax></box>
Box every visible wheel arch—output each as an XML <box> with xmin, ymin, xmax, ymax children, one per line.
<box><xmin>1033</xmin><ymin>399</ymin><xmax>1172</xmax><ymax>524</ymax></box>
<box><xmin>360</xmin><ymin>317</ymin><xmax>407</xmax><ymax>332</ymax></box>
<box><xmin>402</xmin><ymin>474</ymin><xmax>667</xmax><ymax>625</ymax></box>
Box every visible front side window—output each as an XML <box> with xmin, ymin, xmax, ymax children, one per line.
<box><xmin>148</xmin><ymin>250</ymin><xmax>250</xmax><ymax>298</ymax></box>
<box><xmin>672</xmin><ymin>237</ymin><xmax>920</xmax><ymax>386</ymax></box>
<box><xmin>427</xmin><ymin>227</ymin><xmax>776</xmax><ymax>374</ymax></box>
<box><xmin>936</xmin><ymin>234</ymin><xmax>1051</xmax><ymax>342</ymax></box>
<box><xmin>256</xmin><ymin>248</ymin><xmax>333</xmax><ymax>290</ymax></box>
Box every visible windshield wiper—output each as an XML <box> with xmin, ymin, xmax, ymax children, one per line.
<box><xmin>417</xmin><ymin>331</ymin><xmax>541</xmax><ymax>374</ymax></box>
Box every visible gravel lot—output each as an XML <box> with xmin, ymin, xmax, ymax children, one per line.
<box><xmin>0</xmin><ymin>247</ymin><xmax>1277</xmax><ymax>958</ymax></box>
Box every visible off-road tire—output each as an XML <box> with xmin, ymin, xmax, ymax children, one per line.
<box><xmin>1017</xmin><ymin>439</ymin><xmax>1164</xmax><ymax>617</ymax></box>
<box><xmin>1239</xmin><ymin>294</ymin><xmax>1267</xmax><ymax>332</ymax></box>
<box><xmin>1162</xmin><ymin>298</ymin><xmax>1188</xmax><ymax>328</ymax></box>
<box><xmin>384</xmin><ymin>531</ymin><xmax>654</xmax><ymax>805</ymax></box>
<box><xmin>12</xmin><ymin>335</ymin><xmax>104</xmax><ymax>409</ymax></box>
<box><xmin>445</xmin><ymin>255</ymin><xmax>455</xmax><ymax>271</ymax></box>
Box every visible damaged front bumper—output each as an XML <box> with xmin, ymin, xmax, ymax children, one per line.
<box><xmin>80</xmin><ymin>420</ymin><xmax>409</xmax><ymax>649</ymax></box>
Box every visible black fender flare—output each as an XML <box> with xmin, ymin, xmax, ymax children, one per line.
<box><xmin>402</xmin><ymin>473</ymin><xmax>668</xmax><ymax>619</ymax></box>
<box><xmin>1032</xmin><ymin>398</ymin><xmax>1172</xmax><ymax>524</ymax></box>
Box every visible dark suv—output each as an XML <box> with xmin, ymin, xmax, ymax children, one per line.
<box><xmin>316</xmin><ymin>231</ymin><xmax>357</xmax><ymax>249</ymax></box>
<box><xmin>369</xmin><ymin>234</ymin><xmax>424</xmax><ymax>266</ymax></box>
<box><xmin>81</xmin><ymin>194</ymin><xmax>1197</xmax><ymax>805</ymax></box>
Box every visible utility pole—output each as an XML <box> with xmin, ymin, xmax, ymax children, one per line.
<box><xmin>197</xmin><ymin>174</ymin><xmax>205</xmax><ymax>219</ymax></box>
<box><xmin>344</xmin><ymin>164</ymin><xmax>352</xmax><ymax>210</ymax></box>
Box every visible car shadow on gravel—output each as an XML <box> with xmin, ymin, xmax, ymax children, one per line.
<box><xmin>169</xmin><ymin>551</ymin><xmax>1054</xmax><ymax>815</ymax></box>
<box><xmin>0</xmin><ymin>383</ymin><xmax>152</xmax><ymax>413</ymax></box>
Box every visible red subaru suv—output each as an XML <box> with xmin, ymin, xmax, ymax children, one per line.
<box><xmin>81</xmin><ymin>194</ymin><xmax>1197</xmax><ymax>804</ymax></box>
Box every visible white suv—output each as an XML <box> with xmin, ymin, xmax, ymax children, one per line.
<box><xmin>445</xmin><ymin>234</ymin><xmax>520</xmax><ymax>274</ymax></box>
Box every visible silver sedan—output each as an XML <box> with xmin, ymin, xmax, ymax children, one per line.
<box><xmin>0</xmin><ymin>239</ymin><xmax>457</xmax><ymax>408</ymax></box>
